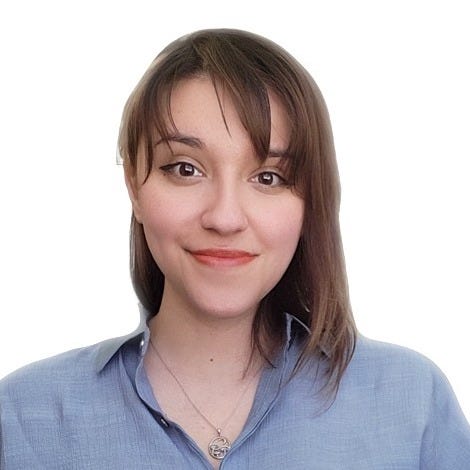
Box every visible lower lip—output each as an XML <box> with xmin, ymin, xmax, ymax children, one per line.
<box><xmin>190</xmin><ymin>253</ymin><xmax>256</xmax><ymax>267</ymax></box>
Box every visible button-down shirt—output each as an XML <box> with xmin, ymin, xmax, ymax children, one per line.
<box><xmin>1</xmin><ymin>313</ymin><xmax>470</xmax><ymax>469</ymax></box>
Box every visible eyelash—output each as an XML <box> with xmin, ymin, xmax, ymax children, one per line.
<box><xmin>159</xmin><ymin>162</ymin><xmax>203</xmax><ymax>178</ymax></box>
<box><xmin>251</xmin><ymin>171</ymin><xmax>286</xmax><ymax>187</ymax></box>
<box><xmin>159</xmin><ymin>162</ymin><xmax>287</xmax><ymax>187</ymax></box>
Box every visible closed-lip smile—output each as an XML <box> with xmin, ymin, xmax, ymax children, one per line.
<box><xmin>188</xmin><ymin>249</ymin><xmax>257</xmax><ymax>267</ymax></box>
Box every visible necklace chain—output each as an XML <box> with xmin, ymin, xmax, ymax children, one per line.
<box><xmin>148</xmin><ymin>337</ymin><xmax>260</xmax><ymax>460</ymax></box>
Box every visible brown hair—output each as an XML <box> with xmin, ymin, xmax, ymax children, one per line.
<box><xmin>119</xmin><ymin>29</ymin><xmax>356</xmax><ymax>397</ymax></box>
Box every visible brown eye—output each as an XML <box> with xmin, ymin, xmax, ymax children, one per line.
<box><xmin>159</xmin><ymin>162</ymin><xmax>204</xmax><ymax>178</ymax></box>
<box><xmin>255</xmin><ymin>172</ymin><xmax>285</xmax><ymax>187</ymax></box>
<box><xmin>179</xmin><ymin>163</ymin><xmax>197</xmax><ymax>176</ymax></box>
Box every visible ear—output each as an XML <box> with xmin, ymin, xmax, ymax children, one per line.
<box><xmin>124</xmin><ymin>164</ymin><xmax>143</xmax><ymax>224</ymax></box>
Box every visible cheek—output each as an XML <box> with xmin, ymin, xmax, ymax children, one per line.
<box><xmin>140</xmin><ymin>202</ymin><xmax>173</xmax><ymax>241</ymax></box>
<box><xmin>138</xmin><ymin>185</ymin><xmax>188</xmax><ymax>235</ymax></box>
<box><xmin>254</xmin><ymin>199</ymin><xmax>303</xmax><ymax>287</ymax></box>
<box><xmin>254</xmin><ymin>201</ymin><xmax>303</xmax><ymax>298</ymax></box>
<box><xmin>262</xmin><ymin>200</ymin><xmax>304</xmax><ymax>251</ymax></box>
<box><xmin>138</xmin><ymin>192</ymin><xmax>180</xmax><ymax>262</ymax></box>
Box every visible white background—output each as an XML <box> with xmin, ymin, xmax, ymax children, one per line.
<box><xmin>0</xmin><ymin>1</ymin><xmax>469</xmax><ymax>420</ymax></box>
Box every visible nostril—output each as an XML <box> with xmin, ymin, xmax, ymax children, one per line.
<box><xmin>200</xmin><ymin>195</ymin><xmax>248</xmax><ymax>234</ymax></box>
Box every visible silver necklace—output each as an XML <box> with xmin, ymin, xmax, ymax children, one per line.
<box><xmin>149</xmin><ymin>338</ymin><xmax>259</xmax><ymax>461</ymax></box>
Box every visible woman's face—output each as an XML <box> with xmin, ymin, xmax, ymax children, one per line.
<box><xmin>127</xmin><ymin>76</ymin><xmax>304</xmax><ymax>320</ymax></box>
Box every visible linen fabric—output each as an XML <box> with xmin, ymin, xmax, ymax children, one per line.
<box><xmin>1</xmin><ymin>313</ymin><xmax>470</xmax><ymax>469</ymax></box>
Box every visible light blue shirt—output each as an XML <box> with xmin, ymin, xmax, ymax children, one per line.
<box><xmin>1</xmin><ymin>313</ymin><xmax>469</xmax><ymax>469</ymax></box>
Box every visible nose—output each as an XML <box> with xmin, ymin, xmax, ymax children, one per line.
<box><xmin>200</xmin><ymin>181</ymin><xmax>249</xmax><ymax>235</ymax></box>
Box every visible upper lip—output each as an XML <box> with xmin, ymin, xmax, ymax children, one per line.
<box><xmin>189</xmin><ymin>249</ymin><xmax>257</xmax><ymax>258</ymax></box>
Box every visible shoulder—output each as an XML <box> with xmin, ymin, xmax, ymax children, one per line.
<box><xmin>344</xmin><ymin>336</ymin><xmax>470</xmax><ymax>463</ymax></box>
<box><xmin>0</xmin><ymin>335</ymin><xmax>144</xmax><ymax>466</ymax></box>
<box><xmin>346</xmin><ymin>334</ymin><xmax>446</xmax><ymax>388</ymax></box>
<box><xmin>342</xmin><ymin>335</ymin><xmax>458</xmax><ymax>415</ymax></box>
<box><xmin>352</xmin><ymin>335</ymin><xmax>436</xmax><ymax>370</ymax></box>
<box><xmin>0</xmin><ymin>345</ymin><xmax>94</xmax><ymax>401</ymax></box>
<box><xmin>0</xmin><ymin>335</ymin><xmax>133</xmax><ymax>405</ymax></box>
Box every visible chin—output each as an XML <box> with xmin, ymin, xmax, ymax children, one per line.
<box><xmin>193</xmin><ymin>299</ymin><xmax>258</xmax><ymax>321</ymax></box>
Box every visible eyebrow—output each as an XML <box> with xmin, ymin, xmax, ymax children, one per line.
<box><xmin>156</xmin><ymin>133</ymin><xmax>288</xmax><ymax>158</ymax></box>
<box><xmin>267</xmin><ymin>149</ymin><xmax>289</xmax><ymax>159</ymax></box>
<box><xmin>155</xmin><ymin>134</ymin><xmax>205</xmax><ymax>149</ymax></box>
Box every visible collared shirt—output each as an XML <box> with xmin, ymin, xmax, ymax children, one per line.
<box><xmin>1</xmin><ymin>313</ymin><xmax>470</xmax><ymax>469</ymax></box>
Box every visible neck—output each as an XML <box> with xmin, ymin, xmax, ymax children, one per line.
<box><xmin>148</xmin><ymin>299</ymin><xmax>260</xmax><ymax>380</ymax></box>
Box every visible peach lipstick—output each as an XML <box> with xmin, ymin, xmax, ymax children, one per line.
<box><xmin>189</xmin><ymin>249</ymin><xmax>257</xmax><ymax>267</ymax></box>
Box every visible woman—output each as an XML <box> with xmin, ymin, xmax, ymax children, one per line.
<box><xmin>1</xmin><ymin>29</ymin><xmax>469</xmax><ymax>469</ymax></box>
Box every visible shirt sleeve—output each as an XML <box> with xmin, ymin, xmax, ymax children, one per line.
<box><xmin>419</xmin><ymin>363</ymin><xmax>470</xmax><ymax>468</ymax></box>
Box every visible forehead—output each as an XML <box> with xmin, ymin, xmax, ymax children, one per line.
<box><xmin>166</xmin><ymin>76</ymin><xmax>290</xmax><ymax>153</ymax></box>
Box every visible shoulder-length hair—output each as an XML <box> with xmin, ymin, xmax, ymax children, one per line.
<box><xmin>118</xmin><ymin>29</ymin><xmax>356</xmax><ymax>397</ymax></box>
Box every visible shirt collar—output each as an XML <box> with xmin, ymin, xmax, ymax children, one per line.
<box><xmin>94</xmin><ymin>306</ymin><xmax>310</xmax><ymax>373</ymax></box>
<box><xmin>94</xmin><ymin>304</ymin><xmax>148</xmax><ymax>372</ymax></box>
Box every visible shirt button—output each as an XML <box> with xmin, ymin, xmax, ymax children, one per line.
<box><xmin>159</xmin><ymin>416</ymin><xmax>169</xmax><ymax>428</ymax></box>
<box><xmin>139</xmin><ymin>338</ymin><xmax>145</xmax><ymax>349</ymax></box>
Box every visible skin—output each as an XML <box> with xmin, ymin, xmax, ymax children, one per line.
<box><xmin>125</xmin><ymin>75</ymin><xmax>304</xmax><ymax>466</ymax></box>
<box><xmin>126</xmin><ymin>76</ymin><xmax>304</xmax><ymax>325</ymax></box>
